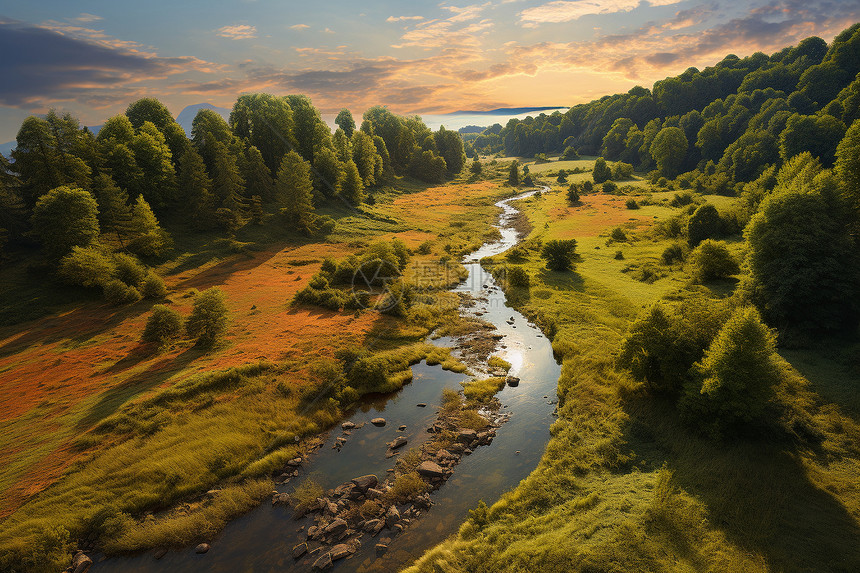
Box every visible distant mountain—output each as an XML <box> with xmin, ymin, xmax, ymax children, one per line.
<box><xmin>0</xmin><ymin>140</ymin><xmax>14</xmax><ymax>158</ymax></box>
<box><xmin>176</xmin><ymin>103</ymin><xmax>231</xmax><ymax>136</ymax></box>
<box><xmin>448</xmin><ymin>106</ymin><xmax>567</xmax><ymax>116</ymax></box>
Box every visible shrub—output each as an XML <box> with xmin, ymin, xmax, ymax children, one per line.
<box><xmin>610</xmin><ymin>227</ymin><xmax>627</xmax><ymax>242</ymax></box>
<box><xmin>603</xmin><ymin>180</ymin><xmax>618</xmax><ymax>194</ymax></box>
<box><xmin>505</xmin><ymin>245</ymin><xmax>528</xmax><ymax>263</ymax></box>
<box><xmin>614</xmin><ymin>250</ymin><xmax>624</xmax><ymax>260</ymax></box>
<box><xmin>185</xmin><ymin>287</ymin><xmax>229</xmax><ymax>348</ymax></box>
<box><xmin>416</xmin><ymin>241</ymin><xmax>433</xmax><ymax>255</ymax></box>
<box><xmin>687</xmin><ymin>203</ymin><xmax>722</xmax><ymax>247</ymax></box>
<box><xmin>58</xmin><ymin>245</ymin><xmax>115</xmax><ymax>288</ymax></box>
<box><xmin>661</xmin><ymin>243</ymin><xmax>685</xmax><ymax>265</ymax></box>
<box><xmin>142</xmin><ymin>305</ymin><xmax>183</xmax><ymax>348</ymax></box>
<box><xmin>679</xmin><ymin>307</ymin><xmax>782</xmax><ymax>437</ymax></box>
<box><xmin>503</xmin><ymin>265</ymin><xmax>530</xmax><ymax>288</ymax></box>
<box><xmin>690</xmin><ymin>240</ymin><xmax>739</xmax><ymax>282</ymax></box>
<box><xmin>582</xmin><ymin>180</ymin><xmax>593</xmax><ymax>192</ymax></box>
<box><xmin>592</xmin><ymin>157</ymin><xmax>611</xmax><ymax>183</ymax></box>
<box><xmin>541</xmin><ymin>239</ymin><xmax>578</xmax><ymax>272</ymax></box>
<box><xmin>380</xmin><ymin>281</ymin><xmax>414</xmax><ymax>317</ymax></box>
<box><xmin>291</xmin><ymin>479</ymin><xmax>324</xmax><ymax>512</ymax></box>
<box><xmin>670</xmin><ymin>190</ymin><xmax>694</xmax><ymax>207</ymax></box>
<box><xmin>625</xmin><ymin>198</ymin><xmax>639</xmax><ymax>209</ymax></box>
<box><xmin>141</xmin><ymin>272</ymin><xmax>168</xmax><ymax>299</ymax></box>
<box><xmin>561</xmin><ymin>146</ymin><xmax>579</xmax><ymax>160</ymax></box>
<box><xmin>611</xmin><ymin>161</ymin><xmax>634</xmax><ymax>180</ymax></box>
<box><xmin>320</xmin><ymin>257</ymin><xmax>338</xmax><ymax>276</ymax></box>
<box><xmin>103</xmin><ymin>279</ymin><xmax>142</xmax><ymax>305</ymax></box>
<box><xmin>113</xmin><ymin>252</ymin><xmax>147</xmax><ymax>287</ymax></box>
<box><xmin>566</xmin><ymin>184</ymin><xmax>580</xmax><ymax>204</ymax></box>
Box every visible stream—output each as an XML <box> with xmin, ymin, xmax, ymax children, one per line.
<box><xmin>92</xmin><ymin>187</ymin><xmax>561</xmax><ymax>572</ymax></box>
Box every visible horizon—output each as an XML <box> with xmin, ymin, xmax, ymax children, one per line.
<box><xmin>1</xmin><ymin>1</ymin><xmax>859</xmax><ymax>141</ymax></box>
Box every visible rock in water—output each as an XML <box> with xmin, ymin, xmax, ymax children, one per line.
<box><xmin>312</xmin><ymin>551</ymin><xmax>333</xmax><ymax>570</ymax></box>
<box><xmin>330</xmin><ymin>544</ymin><xmax>350</xmax><ymax>561</ymax></box>
<box><xmin>194</xmin><ymin>543</ymin><xmax>210</xmax><ymax>554</ymax></box>
<box><xmin>153</xmin><ymin>549</ymin><xmax>167</xmax><ymax>560</ymax></box>
<box><xmin>385</xmin><ymin>505</ymin><xmax>401</xmax><ymax>528</ymax></box>
<box><xmin>506</xmin><ymin>376</ymin><xmax>520</xmax><ymax>387</ymax></box>
<box><xmin>72</xmin><ymin>552</ymin><xmax>93</xmax><ymax>573</ymax></box>
<box><xmin>388</xmin><ymin>436</ymin><xmax>408</xmax><ymax>449</ymax></box>
<box><xmin>324</xmin><ymin>518</ymin><xmax>348</xmax><ymax>538</ymax></box>
<box><xmin>292</xmin><ymin>542</ymin><xmax>308</xmax><ymax>559</ymax></box>
<box><xmin>351</xmin><ymin>474</ymin><xmax>378</xmax><ymax>491</ymax></box>
<box><xmin>417</xmin><ymin>461</ymin><xmax>446</xmax><ymax>479</ymax></box>
<box><xmin>371</xmin><ymin>417</ymin><xmax>386</xmax><ymax>426</ymax></box>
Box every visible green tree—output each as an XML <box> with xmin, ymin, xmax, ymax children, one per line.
<box><xmin>142</xmin><ymin>304</ymin><xmax>183</xmax><ymax>349</ymax></box>
<box><xmin>103</xmin><ymin>143</ymin><xmax>144</xmax><ymax>199</ymax></box>
<box><xmin>681</xmin><ymin>307</ymin><xmax>782</xmax><ymax>437</ymax></box>
<box><xmin>186</xmin><ymin>287</ymin><xmax>229</xmax><ymax>348</ymax></box>
<box><xmin>341</xmin><ymin>160</ymin><xmax>365</xmax><ymax>205</ymax></box>
<box><xmin>351</xmin><ymin>130</ymin><xmax>380</xmax><ymax>187</ymax></box>
<box><xmin>332</xmin><ymin>128</ymin><xmax>351</xmax><ymax>163</ymax></box>
<box><xmin>567</xmin><ymin>183</ymin><xmax>580</xmax><ymax>204</ymax></box>
<box><xmin>93</xmin><ymin>173</ymin><xmax>133</xmax><ymax>246</ymax></box>
<box><xmin>649</xmin><ymin>126</ymin><xmax>688</xmax><ymax>178</ymax></box>
<box><xmin>687</xmin><ymin>203</ymin><xmax>722</xmax><ymax>247</ymax></box>
<box><xmin>591</xmin><ymin>157</ymin><xmax>611</xmax><ymax>183</ymax></box>
<box><xmin>335</xmin><ymin>109</ymin><xmax>356</xmax><ymax>138</ymax></box>
<box><xmin>689</xmin><ymin>240</ymin><xmax>739</xmax><ymax>282</ymax></box>
<box><xmin>744</xmin><ymin>166</ymin><xmax>859</xmax><ymax>331</ymax></box>
<box><xmin>32</xmin><ymin>186</ymin><xmax>99</xmax><ymax>259</ymax></box>
<box><xmin>433</xmin><ymin>126</ymin><xmax>466</xmax><ymax>175</ymax></box>
<box><xmin>178</xmin><ymin>146</ymin><xmax>215</xmax><ymax>221</ymax></box>
<box><xmin>125</xmin><ymin>97</ymin><xmax>187</xmax><ymax>160</ymax></box>
<box><xmin>128</xmin><ymin>196</ymin><xmax>172</xmax><ymax>257</ymax></box>
<box><xmin>275</xmin><ymin>151</ymin><xmax>317</xmax><ymax>234</ymax></box>
<box><xmin>241</xmin><ymin>145</ymin><xmax>274</xmax><ymax>202</ymax></box>
<box><xmin>601</xmin><ymin>118</ymin><xmax>635</xmax><ymax>159</ymax></box>
<box><xmin>131</xmin><ymin>122</ymin><xmax>177</xmax><ymax>207</ymax></box>
<box><xmin>58</xmin><ymin>246</ymin><xmax>115</xmax><ymax>288</ymax></box>
<box><xmin>779</xmin><ymin>113</ymin><xmax>847</xmax><ymax>166</ymax></box>
<box><xmin>229</xmin><ymin>94</ymin><xmax>296</xmax><ymax>173</ymax></box>
<box><xmin>210</xmin><ymin>140</ymin><xmax>245</xmax><ymax>212</ymax></box>
<box><xmin>835</xmin><ymin>119</ymin><xmax>860</xmax><ymax>207</ymax></box>
<box><xmin>470</xmin><ymin>158</ymin><xmax>483</xmax><ymax>176</ymax></box>
<box><xmin>508</xmin><ymin>160</ymin><xmax>520</xmax><ymax>186</ymax></box>
<box><xmin>540</xmin><ymin>239</ymin><xmax>578</xmax><ymax>271</ymax></box>
<box><xmin>312</xmin><ymin>147</ymin><xmax>344</xmax><ymax>200</ymax></box>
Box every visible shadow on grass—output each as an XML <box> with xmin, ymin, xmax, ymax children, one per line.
<box><xmin>74</xmin><ymin>346</ymin><xmax>203</xmax><ymax>431</ymax></box>
<box><xmin>623</xmin><ymin>395</ymin><xmax>860</xmax><ymax>572</ymax></box>
<box><xmin>537</xmin><ymin>268</ymin><xmax>585</xmax><ymax>292</ymax></box>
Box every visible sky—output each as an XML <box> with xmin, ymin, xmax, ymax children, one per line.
<box><xmin>0</xmin><ymin>0</ymin><xmax>859</xmax><ymax>141</ymax></box>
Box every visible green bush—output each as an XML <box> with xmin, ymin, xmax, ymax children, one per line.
<box><xmin>680</xmin><ymin>307</ymin><xmax>782</xmax><ymax>437</ymax></box>
<box><xmin>611</xmin><ymin>161</ymin><xmax>634</xmax><ymax>180</ymax></box>
<box><xmin>185</xmin><ymin>287</ymin><xmax>229</xmax><ymax>348</ymax></box>
<box><xmin>566</xmin><ymin>184</ymin><xmax>580</xmax><ymax>204</ymax></box>
<box><xmin>625</xmin><ymin>198</ymin><xmax>639</xmax><ymax>209</ymax></box>
<box><xmin>113</xmin><ymin>252</ymin><xmax>147</xmax><ymax>287</ymax></box>
<box><xmin>610</xmin><ymin>227</ymin><xmax>627</xmax><ymax>242</ymax></box>
<box><xmin>661</xmin><ymin>243</ymin><xmax>685</xmax><ymax>265</ymax></box>
<box><xmin>503</xmin><ymin>265</ymin><xmax>530</xmax><ymax>288</ymax></box>
<box><xmin>541</xmin><ymin>239</ymin><xmax>578</xmax><ymax>272</ymax></box>
<box><xmin>141</xmin><ymin>272</ymin><xmax>167</xmax><ymax>299</ymax></box>
<box><xmin>103</xmin><ymin>279</ymin><xmax>142</xmax><ymax>305</ymax></box>
<box><xmin>603</xmin><ymin>180</ymin><xmax>618</xmax><ymax>194</ymax></box>
<box><xmin>687</xmin><ymin>203</ymin><xmax>722</xmax><ymax>247</ymax></box>
<box><xmin>561</xmin><ymin>146</ymin><xmax>579</xmax><ymax>160</ymax></box>
<box><xmin>142</xmin><ymin>305</ymin><xmax>183</xmax><ymax>348</ymax></box>
<box><xmin>582</xmin><ymin>180</ymin><xmax>593</xmax><ymax>192</ymax></box>
<box><xmin>690</xmin><ymin>240</ymin><xmax>739</xmax><ymax>282</ymax></box>
<box><xmin>592</xmin><ymin>158</ymin><xmax>611</xmax><ymax>183</ymax></box>
<box><xmin>58</xmin><ymin>245</ymin><xmax>115</xmax><ymax>288</ymax></box>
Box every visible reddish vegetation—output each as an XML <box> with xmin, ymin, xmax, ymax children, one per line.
<box><xmin>548</xmin><ymin>193</ymin><xmax>656</xmax><ymax>237</ymax></box>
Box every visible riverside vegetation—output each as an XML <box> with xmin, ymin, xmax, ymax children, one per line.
<box><xmin>2</xmin><ymin>23</ymin><xmax>860</xmax><ymax>573</ymax></box>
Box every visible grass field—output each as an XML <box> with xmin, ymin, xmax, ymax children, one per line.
<box><xmin>407</xmin><ymin>169</ymin><xmax>860</xmax><ymax>573</ymax></box>
<box><xmin>0</xmin><ymin>167</ymin><xmax>514</xmax><ymax>568</ymax></box>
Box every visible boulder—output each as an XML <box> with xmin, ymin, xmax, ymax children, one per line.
<box><xmin>375</xmin><ymin>542</ymin><xmax>389</xmax><ymax>556</ymax></box>
<box><xmin>417</xmin><ymin>461</ymin><xmax>446</xmax><ymax>479</ymax></box>
<box><xmin>351</xmin><ymin>474</ymin><xmax>378</xmax><ymax>491</ymax></box>
<box><xmin>366</xmin><ymin>487</ymin><xmax>384</xmax><ymax>500</ymax></box>
<box><xmin>416</xmin><ymin>403</ymin><xmax>427</xmax><ymax>407</ymax></box>
<box><xmin>333</xmin><ymin>483</ymin><xmax>355</xmax><ymax>498</ymax></box>
<box><xmin>457</xmin><ymin>429</ymin><xmax>478</xmax><ymax>443</ymax></box>
<box><xmin>292</xmin><ymin>542</ymin><xmax>308</xmax><ymax>559</ymax></box>
<box><xmin>325</xmin><ymin>501</ymin><xmax>338</xmax><ymax>516</ymax></box>
<box><xmin>363</xmin><ymin>519</ymin><xmax>382</xmax><ymax>533</ymax></box>
<box><xmin>194</xmin><ymin>543</ymin><xmax>210</xmax><ymax>554</ymax></box>
<box><xmin>307</xmin><ymin>525</ymin><xmax>321</xmax><ymax>540</ymax></box>
<box><xmin>398</xmin><ymin>425</ymin><xmax>407</xmax><ymax>431</ymax></box>
<box><xmin>384</xmin><ymin>505</ymin><xmax>400</xmax><ymax>528</ymax></box>
<box><xmin>388</xmin><ymin>436</ymin><xmax>408</xmax><ymax>450</ymax></box>
<box><xmin>371</xmin><ymin>417</ymin><xmax>386</xmax><ymax>426</ymax></box>
<box><xmin>448</xmin><ymin>443</ymin><xmax>465</xmax><ymax>454</ymax></box>
<box><xmin>312</xmin><ymin>551</ymin><xmax>332</xmax><ymax>571</ymax></box>
<box><xmin>72</xmin><ymin>552</ymin><xmax>93</xmax><ymax>573</ymax></box>
<box><xmin>330</xmin><ymin>544</ymin><xmax>350</xmax><ymax>561</ymax></box>
<box><xmin>506</xmin><ymin>376</ymin><xmax>520</xmax><ymax>387</ymax></box>
<box><xmin>341</xmin><ymin>421</ymin><xmax>356</xmax><ymax>430</ymax></box>
<box><xmin>272</xmin><ymin>492</ymin><xmax>291</xmax><ymax>506</ymax></box>
<box><xmin>153</xmin><ymin>549</ymin><xmax>167</xmax><ymax>560</ymax></box>
<box><xmin>324</xmin><ymin>518</ymin><xmax>348</xmax><ymax>538</ymax></box>
<box><xmin>286</xmin><ymin>457</ymin><xmax>302</xmax><ymax>467</ymax></box>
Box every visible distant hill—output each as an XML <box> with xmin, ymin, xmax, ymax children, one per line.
<box><xmin>176</xmin><ymin>103</ymin><xmax>231</xmax><ymax>136</ymax></box>
<box><xmin>449</xmin><ymin>106</ymin><xmax>566</xmax><ymax>116</ymax></box>
<box><xmin>458</xmin><ymin>125</ymin><xmax>486</xmax><ymax>134</ymax></box>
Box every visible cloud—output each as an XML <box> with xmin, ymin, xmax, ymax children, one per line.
<box><xmin>0</xmin><ymin>19</ymin><xmax>218</xmax><ymax>108</ymax></box>
<box><xmin>73</xmin><ymin>13</ymin><xmax>103</xmax><ymax>23</ymax></box>
<box><xmin>519</xmin><ymin>0</ymin><xmax>681</xmax><ymax>26</ymax></box>
<box><xmin>387</xmin><ymin>16</ymin><xmax>425</xmax><ymax>22</ymax></box>
<box><xmin>217</xmin><ymin>24</ymin><xmax>257</xmax><ymax>39</ymax></box>
<box><xmin>289</xmin><ymin>24</ymin><xmax>310</xmax><ymax>30</ymax></box>
<box><xmin>441</xmin><ymin>2</ymin><xmax>492</xmax><ymax>22</ymax></box>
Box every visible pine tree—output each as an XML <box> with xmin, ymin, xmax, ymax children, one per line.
<box><xmin>507</xmin><ymin>160</ymin><xmax>519</xmax><ymax>185</ymax></box>
<box><xmin>128</xmin><ymin>196</ymin><xmax>172</xmax><ymax>257</ymax></box>
<box><xmin>178</xmin><ymin>146</ymin><xmax>215</xmax><ymax>224</ymax></box>
<box><xmin>211</xmin><ymin>140</ymin><xmax>246</xmax><ymax>211</ymax></box>
<box><xmin>241</xmin><ymin>146</ymin><xmax>274</xmax><ymax>202</ymax></box>
<box><xmin>93</xmin><ymin>173</ymin><xmax>133</xmax><ymax>247</ymax></box>
<box><xmin>341</xmin><ymin>159</ymin><xmax>365</xmax><ymax>205</ymax></box>
<box><xmin>312</xmin><ymin>147</ymin><xmax>343</xmax><ymax>200</ymax></box>
<box><xmin>275</xmin><ymin>151</ymin><xmax>317</xmax><ymax>234</ymax></box>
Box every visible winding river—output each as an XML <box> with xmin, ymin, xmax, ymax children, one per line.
<box><xmin>93</xmin><ymin>187</ymin><xmax>561</xmax><ymax>572</ymax></box>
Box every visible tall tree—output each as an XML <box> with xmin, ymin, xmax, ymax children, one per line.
<box><xmin>93</xmin><ymin>173</ymin><xmax>133</xmax><ymax>247</ymax></box>
<box><xmin>650</xmin><ymin>126</ymin><xmax>688</xmax><ymax>177</ymax></box>
<box><xmin>31</xmin><ymin>186</ymin><xmax>100</xmax><ymax>260</ymax></box>
<box><xmin>312</xmin><ymin>147</ymin><xmax>344</xmax><ymax>200</ymax></box>
<box><xmin>240</xmin><ymin>146</ymin><xmax>275</xmax><ymax>202</ymax></box>
<box><xmin>178</xmin><ymin>146</ymin><xmax>215</xmax><ymax>222</ymax></box>
<box><xmin>275</xmin><ymin>151</ymin><xmax>317</xmax><ymax>234</ymax></box>
<box><xmin>433</xmin><ymin>126</ymin><xmax>466</xmax><ymax>175</ymax></box>
<box><xmin>834</xmin><ymin>118</ymin><xmax>860</xmax><ymax>207</ymax></box>
<box><xmin>332</xmin><ymin>128</ymin><xmax>351</xmax><ymax>163</ymax></box>
<box><xmin>103</xmin><ymin>143</ymin><xmax>144</xmax><ymax>200</ymax></box>
<box><xmin>335</xmin><ymin>109</ymin><xmax>356</xmax><ymax>138</ymax></box>
<box><xmin>229</xmin><ymin>93</ymin><xmax>296</xmax><ymax>173</ymax></box>
<box><xmin>125</xmin><ymin>97</ymin><xmax>187</xmax><ymax>160</ymax></box>
<box><xmin>128</xmin><ymin>196</ymin><xmax>172</xmax><ymax>257</ymax></box>
<box><xmin>131</xmin><ymin>122</ymin><xmax>177</xmax><ymax>207</ymax></box>
<box><xmin>210</xmin><ymin>140</ymin><xmax>245</xmax><ymax>210</ymax></box>
<box><xmin>340</xmin><ymin>159</ymin><xmax>365</xmax><ymax>205</ymax></box>
<box><xmin>286</xmin><ymin>94</ymin><xmax>330</xmax><ymax>163</ymax></box>
<box><xmin>351</xmin><ymin>131</ymin><xmax>380</xmax><ymax>187</ymax></box>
